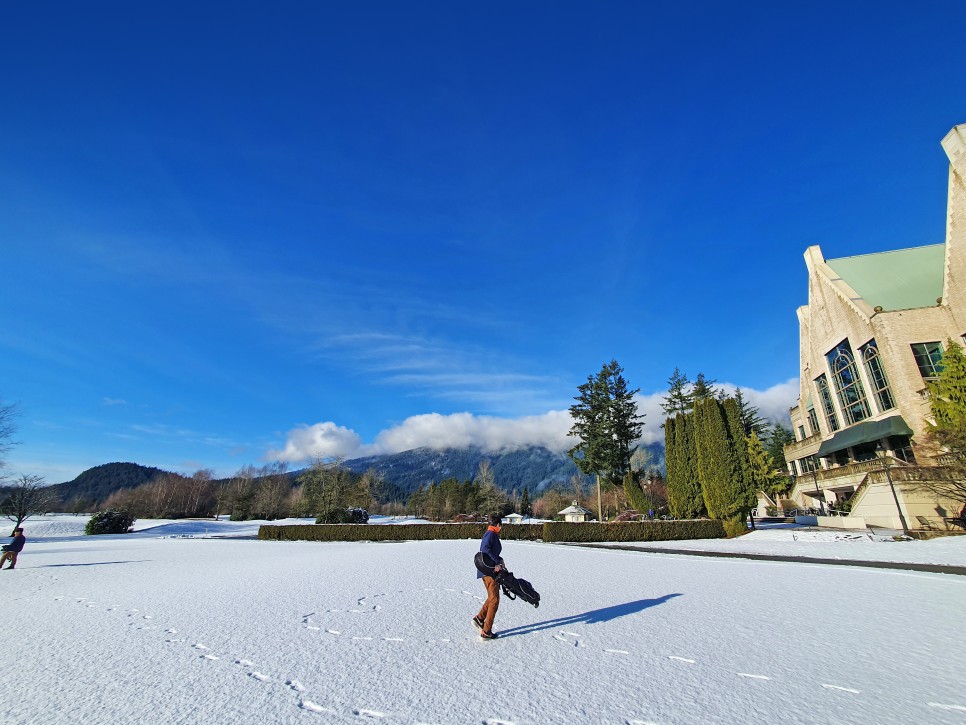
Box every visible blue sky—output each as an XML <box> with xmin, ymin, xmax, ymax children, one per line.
<box><xmin>1</xmin><ymin>2</ymin><xmax>961</xmax><ymax>482</ymax></box>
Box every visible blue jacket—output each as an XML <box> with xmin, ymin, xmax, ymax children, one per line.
<box><xmin>5</xmin><ymin>534</ymin><xmax>25</xmax><ymax>553</ymax></box>
<box><xmin>477</xmin><ymin>528</ymin><xmax>502</xmax><ymax>579</ymax></box>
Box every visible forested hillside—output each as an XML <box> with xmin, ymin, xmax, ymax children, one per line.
<box><xmin>50</xmin><ymin>462</ymin><xmax>168</xmax><ymax>509</ymax></box>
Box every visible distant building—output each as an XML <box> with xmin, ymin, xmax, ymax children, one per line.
<box><xmin>502</xmin><ymin>513</ymin><xmax>524</xmax><ymax>524</ymax></box>
<box><xmin>782</xmin><ymin>123</ymin><xmax>966</xmax><ymax>530</ymax></box>
<box><xmin>557</xmin><ymin>501</ymin><xmax>594</xmax><ymax>522</ymax></box>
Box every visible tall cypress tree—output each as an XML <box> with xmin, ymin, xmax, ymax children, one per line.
<box><xmin>666</xmin><ymin>411</ymin><xmax>705</xmax><ymax>518</ymax></box>
<box><xmin>695</xmin><ymin>397</ymin><xmax>740</xmax><ymax>520</ymax></box>
<box><xmin>723</xmin><ymin>396</ymin><xmax>756</xmax><ymax>518</ymax></box>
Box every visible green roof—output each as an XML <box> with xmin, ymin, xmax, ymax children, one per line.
<box><xmin>826</xmin><ymin>244</ymin><xmax>945</xmax><ymax>311</ymax></box>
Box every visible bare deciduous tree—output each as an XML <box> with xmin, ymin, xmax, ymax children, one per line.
<box><xmin>1</xmin><ymin>474</ymin><xmax>57</xmax><ymax>533</ymax></box>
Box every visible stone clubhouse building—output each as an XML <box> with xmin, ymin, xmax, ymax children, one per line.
<box><xmin>778</xmin><ymin>123</ymin><xmax>966</xmax><ymax>531</ymax></box>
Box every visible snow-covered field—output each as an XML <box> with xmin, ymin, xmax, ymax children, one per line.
<box><xmin>2</xmin><ymin>515</ymin><xmax>965</xmax><ymax>724</ymax></box>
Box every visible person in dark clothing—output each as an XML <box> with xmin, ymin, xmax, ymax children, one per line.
<box><xmin>1</xmin><ymin>528</ymin><xmax>25</xmax><ymax>570</ymax></box>
<box><xmin>473</xmin><ymin>514</ymin><xmax>504</xmax><ymax>639</ymax></box>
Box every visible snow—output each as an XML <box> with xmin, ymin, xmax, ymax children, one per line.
<box><xmin>2</xmin><ymin>515</ymin><xmax>965</xmax><ymax>724</ymax></box>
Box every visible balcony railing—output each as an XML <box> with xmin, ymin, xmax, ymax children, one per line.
<box><xmin>784</xmin><ymin>432</ymin><xmax>822</xmax><ymax>458</ymax></box>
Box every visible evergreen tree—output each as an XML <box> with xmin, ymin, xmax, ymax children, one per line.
<box><xmin>694</xmin><ymin>397</ymin><xmax>741</xmax><ymax>520</ymax></box>
<box><xmin>723</xmin><ymin>396</ymin><xmax>756</xmax><ymax>517</ymax></box>
<box><xmin>568</xmin><ymin>359</ymin><xmax>645</xmax><ymax>521</ymax></box>
<box><xmin>661</xmin><ymin>368</ymin><xmax>693</xmax><ymax>416</ymax></box>
<box><xmin>765</xmin><ymin>423</ymin><xmax>795</xmax><ymax>471</ymax></box>
<box><xmin>924</xmin><ymin>339</ymin><xmax>966</xmax><ymax>502</ymax></box>
<box><xmin>746</xmin><ymin>431</ymin><xmax>784</xmax><ymax>496</ymax></box>
<box><xmin>520</xmin><ymin>487</ymin><xmax>531</xmax><ymax>517</ymax></box>
<box><xmin>691</xmin><ymin>373</ymin><xmax>719</xmax><ymax>402</ymax></box>
<box><xmin>733</xmin><ymin>388</ymin><xmax>768</xmax><ymax>438</ymax></box>
<box><xmin>665</xmin><ymin>412</ymin><xmax>705</xmax><ymax>518</ymax></box>
<box><xmin>622</xmin><ymin>470</ymin><xmax>650</xmax><ymax>513</ymax></box>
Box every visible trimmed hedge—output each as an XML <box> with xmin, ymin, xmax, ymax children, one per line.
<box><xmin>542</xmin><ymin>520</ymin><xmax>725</xmax><ymax>543</ymax></box>
<box><xmin>257</xmin><ymin>520</ymin><xmax>722</xmax><ymax>543</ymax></box>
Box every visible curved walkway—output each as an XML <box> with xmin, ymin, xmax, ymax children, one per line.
<box><xmin>564</xmin><ymin>542</ymin><xmax>966</xmax><ymax>576</ymax></box>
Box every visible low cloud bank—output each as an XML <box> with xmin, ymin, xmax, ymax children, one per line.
<box><xmin>267</xmin><ymin>379</ymin><xmax>798</xmax><ymax>464</ymax></box>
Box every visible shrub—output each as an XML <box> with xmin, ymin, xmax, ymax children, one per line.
<box><xmin>85</xmin><ymin>509</ymin><xmax>136</xmax><ymax>535</ymax></box>
<box><xmin>722</xmin><ymin>516</ymin><xmax>749</xmax><ymax>538</ymax></box>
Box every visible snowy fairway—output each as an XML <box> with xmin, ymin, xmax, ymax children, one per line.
<box><xmin>2</xmin><ymin>522</ymin><xmax>965</xmax><ymax>724</ymax></box>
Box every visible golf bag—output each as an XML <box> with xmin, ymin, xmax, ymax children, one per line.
<box><xmin>473</xmin><ymin>551</ymin><xmax>541</xmax><ymax>608</ymax></box>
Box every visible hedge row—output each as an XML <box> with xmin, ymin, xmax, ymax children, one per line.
<box><xmin>542</xmin><ymin>519</ymin><xmax>725</xmax><ymax>542</ymax></box>
<box><xmin>257</xmin><ymin>520</ymin><xmax>724</xmax><ymax>543</ymax></box>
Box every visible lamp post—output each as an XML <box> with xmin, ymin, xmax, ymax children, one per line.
<box><xmin>877</xmin><ymin>443</ymin><xmax>908</xmax><ymax>531</ymax></box>
<box><xmin>811</xmin><ymin>455</ymin><xmax>824</xmax><ymax>515</ymax></box>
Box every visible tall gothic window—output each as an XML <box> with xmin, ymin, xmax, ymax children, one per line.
<box><xmin>815</xmin><ymin>374</ymin><xmax>839</xmax><ymax>432</ymax></box>
<box><xmin>826</xmin><ymin>340</ymin><xmax>870</xmax><ymax>426</ymax></box>
<box><xmin>861</xmin><ymin>339</ymin><xmax>896</xmax><ymax>412</ymax></box>
<box><xmin>807</xmin><ymin>407</ymin><xmax>820</xmax><ymax>436</ymax></box>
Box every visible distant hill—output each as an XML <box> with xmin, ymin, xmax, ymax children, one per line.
<box><xmin>50</xmin><ymin>462</ymin><xmax>168</xmax><ymax>506</ymax></box>
<box><xmin>343</xmin><ymin>443</ymin><xmax>665</xmax><ymax>496</ymax></box>
<box><xmin>49</xmin><ymin>445</ymin><xmax>666</xmax><ymax>507</ymax></box>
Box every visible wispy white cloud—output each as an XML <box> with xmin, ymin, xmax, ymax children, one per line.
<box><xmin>266</xmin><ymin>380</ymin><xmax>797</xmax><ymax>464</ymax></box>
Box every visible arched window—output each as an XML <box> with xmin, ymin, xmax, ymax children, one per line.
<box><xmin>815</xmin><ymin>374</ymin><xmax>839</xmax><ymax>432</ymax></box>
<box><xmin>861</xmin><ymin>340</ymin><xmax>895</xmax><ymax>412</ymax></box>
<box><xmin>826</xmin><ymin>340</ymin><xmax>870</xmax><ymax>426</ymax></box>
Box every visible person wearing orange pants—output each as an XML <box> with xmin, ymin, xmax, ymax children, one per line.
<box><xmin>1</xmin><ymin>528</ymin><xmax>25</xmax><ymax>570</ymax></box>
<box><xmin>473</xmin><ymin>515</ymin><xmax>504</xmax><ymax>639</ymax></box>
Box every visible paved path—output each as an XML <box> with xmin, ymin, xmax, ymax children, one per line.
<box><xmin>564</xmin><ymin>542</ymin><xmax>966</xmax><ymax>576</ymax></box>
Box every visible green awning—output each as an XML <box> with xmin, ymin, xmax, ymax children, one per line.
<box><xmin>817</xmin><ymin>415</ymin><xmax>913</xmax><ymax>457</ymax></box>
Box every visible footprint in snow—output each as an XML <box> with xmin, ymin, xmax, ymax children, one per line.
<box><xmin>353</xmin><ymin>709</ymin><xmax>387</xmax><ymax>718</ymax></box>
<box><xmin>248</xmin><ymin>671</ymin><xmax>270</xmax><ymax>682</ymax></box>
<box><xmin>165</xmin><ymin>628</ymin><xmax>177</xmax><ymax>634</ymax></box>
<box><xmin>929</xmin><ymin>703</ymin><xmax>966</xmax><ymax>713</ymax></box>
<box><xmin>286</xmin><ymin>679</ymin><xmax>304</xmax><ymax>692</ymax></box>
<box><xmin>300</xmin><ymin>700</ymin><xmax>336</xmax><ymax>715</ymax></box>
<box><xmin>483</xmin><ymin>719</ymin><xmax>515</xmax><ymax>725</ymax></box>
<box><xmin>736</xmin><ymin>673</ymin><xmax>770</xmax><ymax>681</ymax></box>
<box><xmin>822</xmin><ymin>684</ymin><xmax>859</xmax><ymax>694</ymax></box>
<box><xmin>193</xmin><ymin>643</ymin><xmax>209</xmax><ymax>650</ymax></box>
<box><xmin>235</xmin><ymin>659</ymin><xmax>254</xmax><ymax>667</ymax></box>
<box><xmin>201</xmin><ymin>654</ymin><xmax>219</xmax><ymax>661</ymax></box>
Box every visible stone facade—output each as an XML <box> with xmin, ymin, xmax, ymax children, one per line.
<box><xmin>783</xmin><ymin>124</ymin><xmax>966</xmax><ymax>530</ymax></box>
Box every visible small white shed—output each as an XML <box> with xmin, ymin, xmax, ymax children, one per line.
<box><xmin>503</xmin><ymin>513</ymin><xmax>524</xmax><ymax>524</ymax></box>
<box><xmin>557</xmin><ymin>501</ymin><xmax>593</xmax><ymax>522</ymax></box>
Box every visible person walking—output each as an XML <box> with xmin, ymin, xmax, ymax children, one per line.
<box><xmin>1</xmin><ymin>528</ymin><xmax>26</xmax><ymax>570</ymax></box>
<box><xmin>473</xmin><ymin>514</ymin><xmax>504</xmax><ymax>640</ymax></box>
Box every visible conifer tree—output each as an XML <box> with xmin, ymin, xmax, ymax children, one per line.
<box><xmin>723</xmin><ymin>396</ymin><xmax>756</xmax><ymax>517</ymax></box>
<box><xmin>665</xmin><ymin>412</ymin><xmax>705</xmax><ymax>518</ymax></box>
<box><xmin>733</xmin><ymin>388</ymin><xmax>768</xmax><ymax>438</ymax></box>
<box><xmin>924</xmin><ymin>339</ymin><xmax>966</xmax><ymax>502</ymax></box>
<box><xmin>661</xmin><ymin>368</ymin><xmax>693</xmax><ymax>416</ymax></box>
<box><xmin>691</xmin><ymin>373</ymin><xmax>719</xmax><ymax>402</ymax></box>
<box><xmin>746</xmin><ymin>431</ymin><xmax>783</xmax><ymax>496</ymax></box>
<box><xmin>569</xmin><ymin>359</ymin><xmax>645</xmax><ymax>521</ymax></box>
<box><xmin>622</xmin><ymin>470</ymin><xmax>650</xmax><ymax>513</ymax></box>
<box><xmin>694</xmin><ymin>397</ymin><xmax>740</xmax><ymax>520</ymax></box>
<box><xmin>765</xmin><ymin>423</ymin><xmax>795</xmax><ymax>471</ymax></box>
<box><xmin>520</xmin><ymin>487</ymin><xmax>532</xmax><ymax>517</ymax></box>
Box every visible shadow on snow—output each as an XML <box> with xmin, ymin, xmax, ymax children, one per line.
<box><xmin>498</xmin><ymin>593</ymin><xmax>683</xmax><ymax>638</ymax></box>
